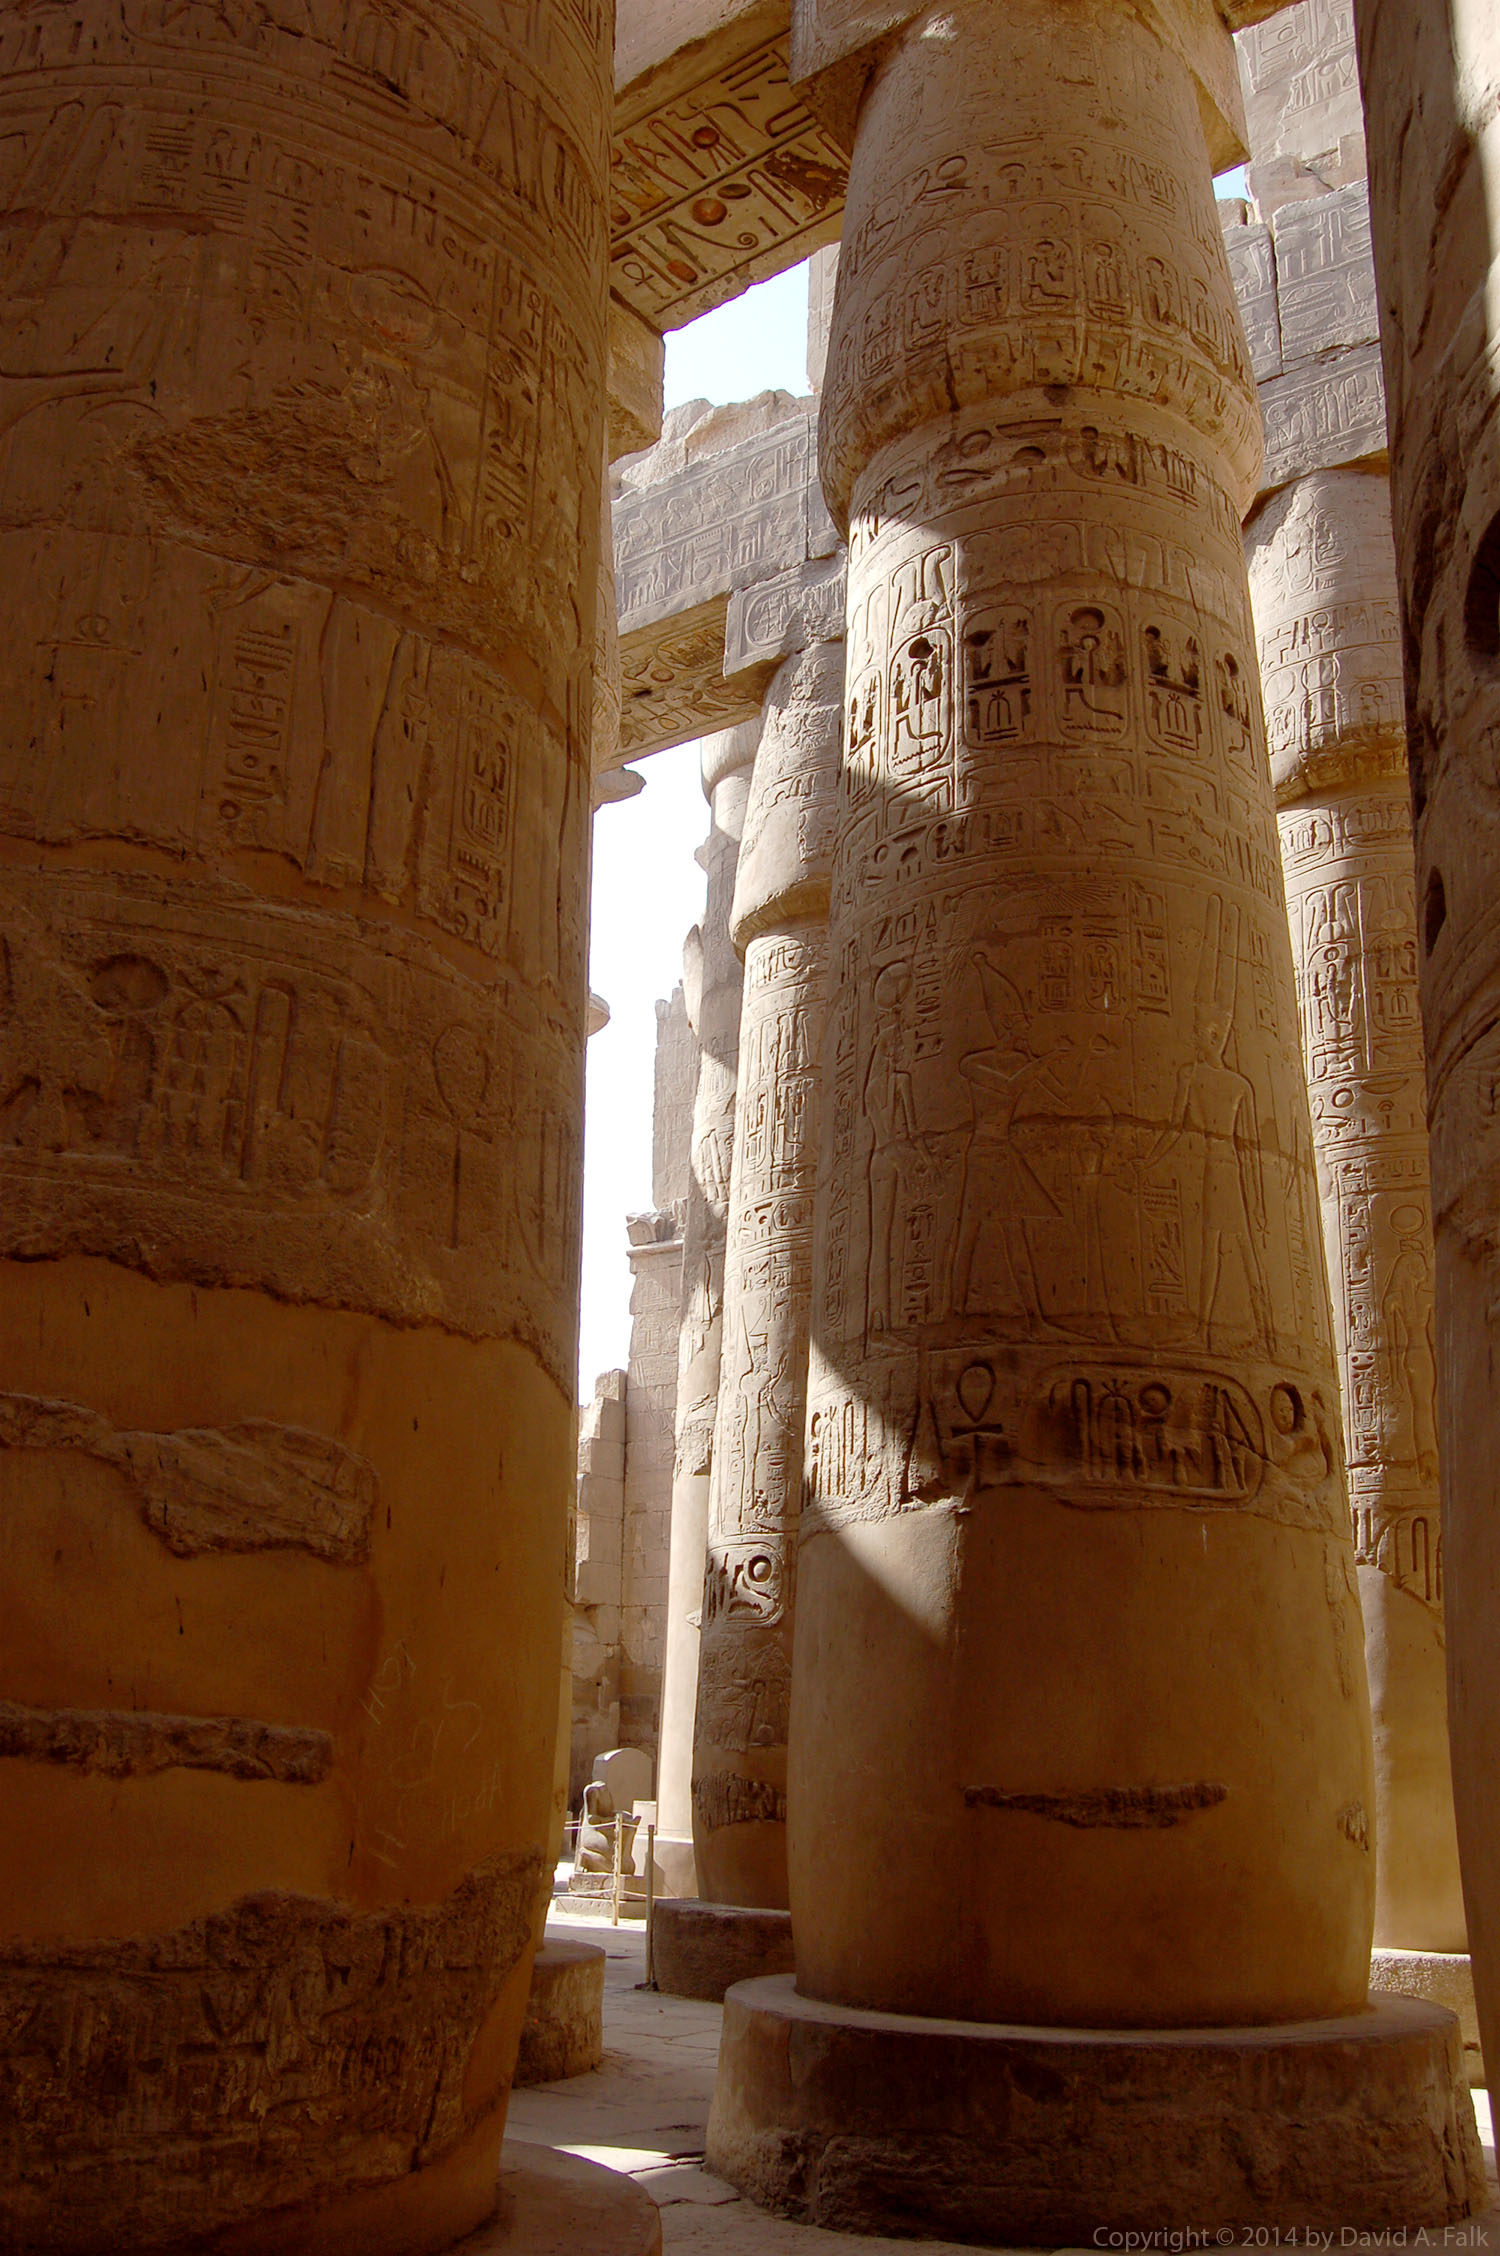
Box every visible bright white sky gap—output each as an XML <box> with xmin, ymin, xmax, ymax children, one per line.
<box><xmin>577</xmin><ymin>262</ymin><xmax>814</xmax><ymax>1394</ymax></box>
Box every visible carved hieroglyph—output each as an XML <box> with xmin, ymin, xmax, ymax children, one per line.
<box><xmin>654</xmin><ymin>721</ymin><xmax>760</xmax><ymax>1883</ymax></box>
<box><xmin>693</xmin><ymin>637</ymin><xmax>841</xmax><ymax>1909</ymax></box>
<box><xmin>613</xmin><ymin>395</ymin><xmax>839</xmax><ymax>761</ymax></box>
<box><xmin>1248</xmin><ymin>467</ymin><xmax>1465</xmax><ymax>1957</ymax></box>
<box><xmin>0</xmin><ymin>0</ymin><xmax>608</xmax><ymax>2243</ymax></box>
<box><xmin>611</xmin><ymin>3</ymin><xmax>846</xmax><ymax>333</ymax></box>
<box><xmin>1357</xmin><ymin>0</ymin><xmax>1500</xmax><ymax>2086</ymax></box>
<box><xmin>793</xmin><ymin>0</ymin><xmax>1374</xmax><ymax>2029</ymax></box>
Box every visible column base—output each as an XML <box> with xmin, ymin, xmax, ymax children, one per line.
<box><xmin>651</xmin><ymin>1899</ymin><xmax>794</xmax><ymax>2001</ymax></box>
<box><xmin>513</xmin><ymin>1943</ymin><xmax>605</xmax><ymax>2086</ymax></box>
<box><xmin>706</xmin><ymin>1975</ymin><xmax>1485</xmax><ymax>2245</ymax></box>
<box><xmin>479</xmin><ymin>2146</ymin><xmax>660</xmax><ymax>2254</ymax></box>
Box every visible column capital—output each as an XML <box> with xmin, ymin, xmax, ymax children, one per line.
<box><xmin>790</xmin><ymin>0</ymin><xmax>1247</xmax><ymax>170</ymax></box>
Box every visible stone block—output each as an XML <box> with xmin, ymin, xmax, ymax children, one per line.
<box><xmin>652</xmin><ymin>1901</ymin><xmax>795</xmax><ymax>2001</ymax></box>
<box><xmin>1225</xmin><ymin>220</ymin><xmax>1283</xmax><ymax>381</ymax></box>
<box><xmin>615</xmin><ymin>412</ymin><xmax>816</xmax><ymax>635</ymax></box>
<box><xmin>807</xmin><ymin>243</ymin><xmax>840</xmax><ymax>392</ymax></box>
<box><xmin>491</xmin><ymin>2142</ymin><xmax>661</xmax><ymax>2254</ymax></box>
<box><xmin>708</xmin><ymin>1978</ymin><xmax>1486</xmax><ymax>2243</ymax></box>
<box><xmin>724</xmin><ymin>554</ymin><xmax>846</xmax><ymax>674</ymax></box>
<box><xmin>513</xmin><ymin>1943</ymin><xmax>606</xmax><ymax>2086</ymax></box>
<box><xmin>1373</xmin><ymin>1952</ymin><xmax>1485</xmax><ymax>2086</ymax></box>
<box><xmin>1274</xmin><ymin>182</ymin><xmax>1379</xmax><ymax>361</ymax></box>
<box><xmin>1259</xmin><ymin>341</ymin><xmax>1388</xmax><ymax>491</ymax></box>
<box><xmin>791</xmin><ymin>0</ymin><xmax>1245</xmax><ymax>169</ymax></box>
<box><xmin>618</xmin><ymin>603</ymin><xmax>773</xmax><ymax>760</ymax></box>
<box><xmin>575</xmin><ymin>1560</ymin><xmax>621</xmax><ymax>1608</ymax></box>
<box><xmin>1235</xmin><ymin>0</ymin><xmax>1362</xmax><ymax>169</ymax></box>
<box><xmin>607</xmin><ymin>300</ymin><xmax>666</xmax><ymax>463</ymax></box>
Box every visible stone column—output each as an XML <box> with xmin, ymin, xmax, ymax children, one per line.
<box><xmin>798</xmin><ymin>0</ymin><xmax>1371</xmax><ymax>2028</ymax></box>
<box><xmin>1355</xmin><ymin>0</ymin><xmax>1500</xmax><ymax>2089</ymax></box>
<box><xmin>653</xmin><ymin>719</ymin><xmax>759</xmax><ymax>1897</ymax></box>
<box><xmin>1247</xmin><ymin>468</ymin><xmax>1468</xmax><ymax>1964</ymax></box>
<box><xmin>708</xmin><ymin>0</ymin><xmax>1481</xmax><ymax>2231</ymax></box>
<box><xmin>0</xmin><ymin>1</ymin><xmax>608</xmax><ymax>2246</ymax></box>
<box><xmin>692</xmin><ymin>636</ymin><xmax>842</xmax><ymax>1912</ymax></box>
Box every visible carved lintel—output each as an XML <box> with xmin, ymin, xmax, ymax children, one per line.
<box><xmin>613</xmin><ymin>4</ymin><xmax>846</xmax><ymax>331</ymax></box>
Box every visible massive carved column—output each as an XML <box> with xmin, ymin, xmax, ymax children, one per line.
<box><xmin>797</xmin><ymin>0</ymin><xmax>1368</xmax><ymax>2027</ymax></box>
<box><xmin>653</xmin><ymin>719</ymin><xmax>758</xmax><ymax>1895</ymax></box>
<box><xmin>693</xmin><ymin>636</ymin><xmax>842</xmax><ymax>1912</ymax></box>
<box><xmin>0</xmin><ymin>2</ymin><xmax>607</xmax><ymax>2248</ymax></box>
<box><xmin>1355</xmin><ymin>0</ymin><xmax>1500</xmax><ymax>2088</ymax></box>
<box><xmin>708</xmin><ymin>0</ymin><xmax>1482</xmax><ymax>2233</ymax></box>
<box><xmin>1247</xmin><ymin>468</ymin><xmax>1468</xmax><ymax>1965</ymax></box>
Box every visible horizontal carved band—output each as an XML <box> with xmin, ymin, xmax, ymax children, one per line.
<box><xmin>0</xmin><ymin>1391</ymin><xmax>377</xmax><ymax>1562</ymax></box>
<box><xmin>0</xmin><ymin>1700</ymin><xmax>332</xmax><ymax>1785</ymax></box>
<box><xmin>0</xmin><ymin>1850</ymin><xmax>541</xmax><ymax>2251</ymax></box>
<box><xmin>962</xmin><ymin>1781</ymin><xmax>1228</xmax><ymax>1829</ymax></box>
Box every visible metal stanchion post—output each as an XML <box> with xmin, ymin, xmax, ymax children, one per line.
<box><xmin>645</xmin><ymin>1821</ymin><xmax>656</xmax><ymax>1986</ymax></box>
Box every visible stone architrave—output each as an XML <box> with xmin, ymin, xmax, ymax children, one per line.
<box><xmin>612</xmin><ymin>391</ymin><xmax>840</xmax><ymax>762</ymax></box>
<box><xmin>693</xmin><ymin>635</ymin><xmax>842</xmax><ymax>1910</ymax></box>
<box><xmin>611</xmin><ymin>0</ymin><xmax>847</xmax><ymax>334</ymax></box>
<box><xmin>1248</xmin><ymin>469</ymin><xmax>1466</xmax><ymax>1963</ymax></box>
<box><xmin>1355</xmin><ymin>0</ymin><xmax>1500</xmax><ymax>2092</ymax></box>
<box><xmin>1237</xmin><ymin>0</ymin><xmax>1365</xmax><ymax>167</ymax></box>
<box><xmin>0</xmin><ymin>0</ymin><xmax>610</xmax><ymax>2245</ymax></box>
<box><xmin>654</xmin><ymin>720</ymin><xmax>760</xmax><ymax>1895</ymax></box>
<box><xmin>786</xmin><ymin>0</ymin><xmax>1379</xmax><ymax>2038</ymax></box>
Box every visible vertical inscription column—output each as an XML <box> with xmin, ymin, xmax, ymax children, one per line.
<box><xmin>693</xmin><ymin>638</ymin><xmax>842</xmax><ymax>1910</ymax></box>
<box><xmin>654</xmin><ymin>720</ymin><xmax>760</xmax><ymax>1893</ymax></box>
<box><xmin>797</xmin><ymin>0</ymin><xmax>1374</xmax><ymax>2025</ymax></box>
<box><xmin>1355</xmin><ymin>0</ymin><xmax>1500</xmax><ymax>2081</ymax></box>
<box><xmin>1249</xmin><ymin>467</ymin><xmax>1467</xmax><ymax>1962</ymax></box>
<box><xmin>0</xmin><ymin>0</ymin><xmax>608</xmax><ymax>2247</ymax></box>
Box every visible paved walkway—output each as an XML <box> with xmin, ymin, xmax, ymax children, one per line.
<box><xmin>506</xmin><ymin>1894</ymin><xmax>1500</xmax><ymax>2255</ymax></box>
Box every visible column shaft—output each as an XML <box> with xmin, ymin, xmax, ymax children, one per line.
<box><xmin>1355</xmin><ymin>0</ymin><xmax>1500</xmax><ymax>2081</ymax></box>
<box><xmin>0</xmin><ymin>0</ymin><xmax>608</xmax><ymax>2242</ymax></box>
<box><xmin>1249</xmin><ymin>466</ymin><xmax>1466</xmax><ymax>1957</ymax></box>
<box><xmin>796</xmin><ymin>0</ymin><xmax>1373</xmax><ymax>2028</ymax></box>
<box><xmin>693</xmin><ymin>638</ymin><xmax>842</xmax><ymax>1909</ymax></box>
<box><xmin>654</xmin><ymin>721</ymin><xmax>758</xmax><ymax>1886</ymax></box>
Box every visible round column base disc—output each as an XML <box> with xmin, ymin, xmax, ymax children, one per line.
<box><xmin>707</xmin><ymin>1975</ymin><xmax>1484</xmax><ymax>2245</ymax></box>
<box><xmin>513</xmin><ymin>1942</ymin><xmax>606</xmax><ymax>2086</ymax></box>
<box><xmin>465</xmin><ymin>2146</ymin><xmax>659</xmax><ymax>2256</ymax></box>
<box><xmin>652</xmin><ymin>1899</ymin><xmax>794</xmax><ymax>2002</ymax></box>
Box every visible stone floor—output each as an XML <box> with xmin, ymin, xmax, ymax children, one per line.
<box><xmin>505</xmin><ymin>1882</ymin><xmax>1500</xmax><ymax>2254</ymax></box>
